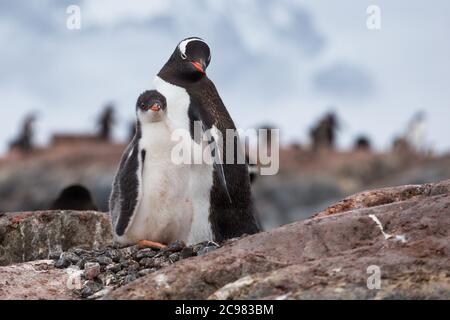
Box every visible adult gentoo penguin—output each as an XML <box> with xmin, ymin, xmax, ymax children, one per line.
<box><xmin>154</xmin><ymin>37</ymin><xmax>260</xmax><ymax>244</ymax></box>
<box><xmin>110</xmin><ymin>90</ymin><xmax>193</xmax><ymax>246</ymax></box>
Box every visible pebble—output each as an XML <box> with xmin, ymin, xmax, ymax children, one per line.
<box><xmin>51</xmin><ymin>240</ymin><xmax>221</xmax><ymax>299</ymax></box>
<box><xmin>123</xmin><ymin>273</ymin><xmax>138</xmax><ymax>285</ymax></box>
<box><xmin>98</xmin><ymin>272</ymin><xmax>117</xmax><ymax>286</ymax></box>
<box><xmin>138</xmin><ymin>269</ymin><xmax>154</xmax><ymax>277</ymax></box>
<box><xmin>48</xmin><ymin>250</ymin><xmax>62</xmax><ymax>260</ymax></box>
<box><xmin>84</xmin><ymin>262</ymin><xmax>101</xmax><ymax>280</ymax></box>
<box><xmin>96</xmin><ymin>255</ymin><xmax>113</xmax><ymax>266</ymax></box>
<box><xmin>76</xmin><ymin>259</ymin><xmax>86</xmax><ymax>269</ymax></box>
<box><xmin>166</xmin><ymin>240</ymin><xmax>186</xmax><ymax>252</ymax></box>
<box><xmin>197</xmin><ymin>245</ymin><xmax>218</xmax><ymax>256</ymax></box>
<box><xmin>80</xmin><ymin>280</ymin><xmax>103</xmax><ymax>298</ymax></box>
<box><xmin>106</xmin><ymin>263</ymin><xmax>121</xmax><ymax>273</ymax></box>
<box><xmin>116</xmin><ymin>269</ymin><xmax>128</xmax><ymax>277</ymax></box>
<box><xmin>134</xmin><ymin>248</ymin><xmax>156</xmax><ymax>260</ymax></box>
<box><xmin>54</xmin><ymin>257</ymin><xmax>70</xmax><ymax>269</ymax></box>
<box><xmin>69</xmin><ymin>247</ymin><xmax>89</xmax><ymax>256</ymax></box>
<box><xmin>168</xmin><ymin>253</ymin><xmax>180</xmax><ymax>263</ymax></box>
<box><xmin>151</xmin><ymin>257</ymin><xmax>166</xmax><ymax>268</ymax></box>
<box><xmin>139</xmin><ymin>257</ymin><xmax>154</xmax><ymax>268</ymax></box>
<box><xmin>180</xmin><ymin>247</ymin><xmax>195</xmax><ymax>259</ymax></box>
<box><xmin>105</xmin><ymin>249</ymin><xmax>122</xmax><ymax>262</ymax></box>
<box><xmin>61</xmin><ymin>252</ymin><xmax>81</xmax><ymax>264</ymax></box>
<box><xmin>192</xmin><ymin>242</ymin><xmax>208</xmax><ymax>254</ymax></box>
<box><xmin>127</xmin><ymin>260</ymin><xmax>140</xmax><ymax>272</ymax></box>
<box><xmin>119</xmin><ymin>245</ymin><xmax>139</xmax><ymax>258</ymax></box>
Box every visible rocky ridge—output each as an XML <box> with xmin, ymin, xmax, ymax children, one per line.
<box><xmin>0</xmin><ymin>179</ymin><xmax>449</xmax><ymax>299</ymax></box>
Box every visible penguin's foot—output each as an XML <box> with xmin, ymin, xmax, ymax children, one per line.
<box><xmin>138</xmin><ymin>239</ymin><xmax>167</xmax><ymax>250</ymax></box>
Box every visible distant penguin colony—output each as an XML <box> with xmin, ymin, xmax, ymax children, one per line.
<box><xmin>110</xmin><ymin>38</ymin><xmax>260</xmax><ymax>246</ymax></box>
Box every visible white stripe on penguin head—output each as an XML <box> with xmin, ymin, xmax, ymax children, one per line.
<box><xmin>178</xmin><ymin>37</ymin><xmax>206</xmax><ymax>56</ymax></box>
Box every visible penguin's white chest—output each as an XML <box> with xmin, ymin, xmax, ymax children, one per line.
<box><xmin>154</xmin><ymin>76</ymin><xmax>215</xmax><ymax>245</ymax></box>
<box><xmin>126</xmin><ymin>122</ymin><xmax>193</xmax><ymax>244</ymax></box>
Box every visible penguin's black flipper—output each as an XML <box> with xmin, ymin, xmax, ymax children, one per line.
<box><xmin>206</xmin><ymin>125</ymin><xmax>232</xmax><ymax>204</ymax></box>
<box><xmin>188</xmin><ymin>101</ymin><xmax>232</xmax><ymax>204</ymax></box>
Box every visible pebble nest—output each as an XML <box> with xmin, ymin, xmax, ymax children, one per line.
<box><xmin>52</xmin><ymin>240</ymin><xmax>220</xmax><ymax>299</ymax></box>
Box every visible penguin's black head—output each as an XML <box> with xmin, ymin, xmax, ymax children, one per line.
<box><xmin>159</xmin><ymin>37</ymin><xmax>211</xmax><ymax>82</ymax></box>
<box><xmin>136</xmin><ymin>90</ymin><xmax>167</xmax><ymax>122</ymax></box>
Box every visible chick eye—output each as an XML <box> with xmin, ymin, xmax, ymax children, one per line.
<box><xmin>181</xmin><ymin>52</ymin><xmax>187</xmax><ymax>60</ymax></box>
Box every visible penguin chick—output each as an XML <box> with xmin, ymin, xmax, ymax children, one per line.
<box><xmin>109</xmin><ymin>90</ymin><xmax>193</xmax><ymax>246</ymax></box>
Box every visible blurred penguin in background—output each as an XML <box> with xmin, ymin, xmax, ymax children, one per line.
<box><xmin>97</xmin><ymin>103</ymin><xmax>115</xmax><ymax>142</ymax></box>
<box><xmin>310</xmin><ymin>112</ymin><xmax>339</xmax><ymax>151</ymax></box>
<box><xmin>354</xmin><ymin>135</ymin><xmax>371</xmax><ymax>152</ymax></box>
<box><xmin>50</xmin><ymin>184</ymin><xmax>98</xmax><ymax>211</ymax></box>
<box><xmin>405</xmin><ymin>111</ymin><xmax>427</xmax><ymax>153</ymax></box>
<box><xmin>9</xmin><ymin>113</ymin><xmax>37</xmax><ymax>154</ymax></box>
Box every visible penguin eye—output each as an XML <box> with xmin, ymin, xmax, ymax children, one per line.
<box><xmin>181</xmin><ymin>52</ymin><xmax>187</xmax><ymax>60</ymax></box>
<box><xmin>140</xmin><ymin>102</ymin><xmax>146</xmax><ymax>109</ymax></box>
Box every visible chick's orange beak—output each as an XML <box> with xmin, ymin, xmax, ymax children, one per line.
<box><xmin>191</xmin><ymin>61</ymin><xmax>205</xmax><ymax>73</ymax></box>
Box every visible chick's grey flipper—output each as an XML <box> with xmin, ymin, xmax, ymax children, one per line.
<box><xmin>109</xmin><ymin>133</ymin><xmax>143</xmax><ymax>237</ymax></box>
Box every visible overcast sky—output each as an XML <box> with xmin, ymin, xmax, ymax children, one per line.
<box><xmin>0</xmin><ymin>0</ymin><xmax>449</xmax><ymax>153</ymax></box>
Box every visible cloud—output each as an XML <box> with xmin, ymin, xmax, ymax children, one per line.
<box><xmin>313</xmin><ymin>62</ymin><xmax>374</xmax><ymax>100</ymax></box>
<box><xmin>0</xmin><ymin>0</ymin><xmax>449</xmax><ymax>153</ymax></box>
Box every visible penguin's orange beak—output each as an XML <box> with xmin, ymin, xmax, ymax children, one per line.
<box><xmin>150</xmin><ymin>104</ymin><xmax>160</xmax><ymax>112</ymax></box>
<box><xmin>191</xmin><ymin>61</ymin><xmax>205</xmax><ymax>73</ymax></box>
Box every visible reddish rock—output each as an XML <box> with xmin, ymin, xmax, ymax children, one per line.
<box><xmin>1</xmin><ymin>179</ymin><xmax>449</xmax><ymax>300</ymax></box>
<box><xmin>105</xmin><ymin>179</ymin><xmax>450</xmax><ymax>300</ymax></box>
<box><xmin>0</xmin><ymin>260</ymin><xmax>79</xmax><ymax>300</ymax></box>
<box><xmin>313</xmin><ymin>180</ymin><xmax>449</xmax><ymax>218</ymax></box>
<box><xmin>0</xmin><ymin>211</ymin><xmax>112</xmax><ymax>266</ymax></box>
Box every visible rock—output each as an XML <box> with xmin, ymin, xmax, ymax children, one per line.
<box><xmin>168</xmin><ymin>253</ymin><xmax>180</xmax><ymax>263</ymax></box>
<box><xmin>105</xmin><ymin>248</ymin><xmax>122</xmax><ymax>262</ymax></box>
<box><xmin>126</xmin><ymin>260</ymin><xmax>140</xmax><ymax>272</ymax></box>
<box><xmin>84</xmin><ymin>262</ymin><xmax>101</xmax><ymax>280</ymax></box>
<box><xmin>105</xmin><ymin>179</ymin><xmax>450</xmax><ymax>300</ymax></box>
<box><xmin>61</xmin><ymin>252</ymin><xmax>81</xmax><ymax>264</ymax></box>
<box><xmin>86</xmin><ymin>287</ymin><xmax>112</xmax><ymax>300</ymax></box>
<box><xmin>80</xmin><ymin>280</ymin><xmax>103</xmax><ymax>298</ymax></box>
<box><xmin>123</xmin><ymin>273</ymin><xmax>138</xmax><ymax>285</ymax></box>
<box><xmin>313</xmin><ymin>179</ymin><xmax>450</xmax><ymax>218</ymax></box>
<box><xmin>0</xmin><ymin>260</ymin><xmax>78</xmax><ymax>299</ymax></box>
<box><xmin>48</xmin><ymin>250</ymin><xmax>63</xmax><ymax>260</ymax></box>
<box><xmin>139</xmin><ymin>258</ymin><xmax>155</xmax><ymax>268</ymax></box>
<box><xmin>119</xmin><ymin>245</ymin><xmax>139</xmax><ymax>259</ymax></box>
<box><xmin>134</xmin><ymin>248</ymin><xmax>156</xmax><ymax>260</ymax></box>
<box><xmin>0</xmin><ymin>211</ymin><xmax>112</xmax><ymax>266</ymax></box>
<box><xmin>166</xmin><ymin>240</ymin><xmax>186</xmax><ymax>252</ymax></box>
<box><xmin>54</xmin><ymin>257</ymin><xmax>71</xmax><ymax>269</ymax></box>
<box><xmin>197</xmin><ymin>245</ymin><xmax>218</xmax><ymax>256</ymax></box>
<box><xmin>138</xmin><ymin>269</ymin><xmax>154</xmax><ymax>277</ymax></box>
<box><xmin>105</xmin><ymin>263</ymin><xmax>121</xmax><ymax>273</ymax></box>
<box><xmin>101</xmin><ymin>273</ymin><xmax>117</xmax><ymax>287</ymax></box>
<box><xmin>116</xmin><ymin>269</ymin><xmax>128</xmax><ymax>277</ymax></box>
<box><xmin>180</xmin><ymin>247</ymin><xmax>195</xmax><ymax>259</ymax></box>
<box><xmin>76</xmin><ymin>259</ymin><xmax>86</xmax><ymax>269</ymax></box>
<box><xmin>2</xmin><ymin>179</ymin><xmax>450</xmax><ymax>300</ymax></box>
<box><xmin>96</xmin><ymin>255</ymin><xmax>113</xmax><ymax>266</ymax></box>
